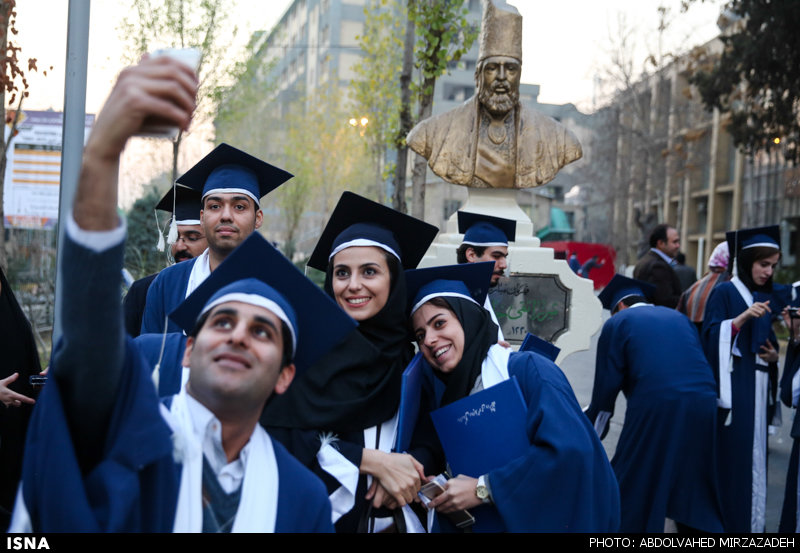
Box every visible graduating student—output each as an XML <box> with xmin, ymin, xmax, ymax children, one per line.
<box><xmin>585</xmin><ymin>275</ymin><xmax>724</xmax><ymax>533</ymax></box>
<box><xmin>262</xmin><ymin>192</ymin><xmax>440</xmax><ymax>533</ymax></box>
<box><xmin>701</xmin><ymin>226</ymin><xmax>782</xmax><ymax>533</ymax></box>
<box><xmin>408</xmin><ymin>263</ymin><xmax>620</xmax><ymax>532</ymax></box>
<box><xmin>455</xmin><ymin>211</ymin><xmax>515</xmax><ymax>340</ymax></box>
<box><xmin>124</xmin><ymin>184</ymin><xmax>206</xmax><ymax>337</ymax></box>
<box><xmin>9</xmin><ymin>57</ymin><xmax>355</xmax><ymax>533</ymax></box>
<box><xmin>141</xmin><ymin>143</ymin><xmax>292</xmax><ymax>335</ymax></box>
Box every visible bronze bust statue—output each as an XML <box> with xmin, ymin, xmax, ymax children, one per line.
<box><xmin>407</xmin><ymin>0</ymin><xmax>582</xmax><ymax>189</ymax></box>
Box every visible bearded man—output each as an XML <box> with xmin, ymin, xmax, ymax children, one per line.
<box><xmin>407</xmin><ymin>0</ymin><xmax>582</xmax><ymax>189</ymax></box>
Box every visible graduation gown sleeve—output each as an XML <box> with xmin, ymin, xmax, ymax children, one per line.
<box><xmin>13</xmin><ymin>230</ymin><xmax>179</xmax><ymax>532</ymax></box>
<box><xmin>584</xmin><ymin>316</ymin><xmax>627</xmax><ymax>439</ymax></box>
<box><xmin>486</xmin><ymin>353</ymin><xmax>620</xmax><ymax>532</ymax></box>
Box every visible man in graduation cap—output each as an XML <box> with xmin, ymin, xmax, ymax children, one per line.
<box><xmin>9</xmin><ymin>56</ymin><xmax>355</xmax><ymax>532</ymax></box>
<box><xmin>584</xmin><ymin>275</ymin><xmax>723</xmax><ymax>533</ymax></box>
<box><xmin>456</xmin><ymin>211</ymin><xmax>515</xmax><ymax>339</ymax></box>
<box><xmin>141</xmin><ymin>142</ymin><xmax>292</xmax><ymax>335</ymax></box>
<box><xmin>124</xmin><ymin>185</ymin><xmax>206</xmax><ymax>337</ymax></box>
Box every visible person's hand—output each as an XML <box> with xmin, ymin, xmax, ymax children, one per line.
<box><xmin>86</xmin><ymin>55</ymin><xmax>198</xmax><ymax>162</ymax></box>
<box><xmin>427</xmin><ymin>474</ymin><xmax>482</xmax><ymax>513</ymax></box>
<box><xmin>365</xmin><ymin>480</ymin><xmax>399</xmax><ymax>510</ymax></box>
<box><xmin>498</xmin><ymin>340</ymin><xmax>511</xmax><ymax>348</ymax></box>
<box><xmin>0</xmin><ymin>373</ymin><xmax>35</xmax><ymax>408</ymax></box>
<box><xmin>734</xmin><ymin>300</ymin><xmax>771</xmax><ymax>329</ymax></box>
<box><xmin>759</xmin><ymin>340</ymin><xmax>780</xmax><ymax>364</ymax></box>
<box><xmin>782</xmin><ymin>307</ymin><xmax>800</xmax><ymax>341</ymax></box>
<box><xmin>360</xmin><ymin>450</ymin><xmax>425</xmax><ymax>506</ymax></box>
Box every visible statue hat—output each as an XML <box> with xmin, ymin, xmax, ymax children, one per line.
<box><xmin>478</xmin><ymin>0</ymin><xmax>522</xmax><ymax>63</ymax></box>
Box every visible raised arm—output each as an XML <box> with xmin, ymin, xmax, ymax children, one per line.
<box><xmin>55</xmin><ymin>56</ymin><xmax>197</xmax><ymax>469</ymax></box>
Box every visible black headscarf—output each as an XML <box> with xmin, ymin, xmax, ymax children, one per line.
<box><xmin>431</xmin><ymin>296</ymin><xmax>499</xmax><ymax>406</ymax></box>
<box><xmin>0</xmin><ymin>267</ymin><xmax>41</xmax><ymax>522</ymax></box>
<box><xmin>261</xmin><ymin>253</ymin><xmax>413</xmax><ymax>433</ymax></box>
<box><xmin>736</xmin><ymin>246</ymin><xmax>780</xmax><ymax>293</ymax></box>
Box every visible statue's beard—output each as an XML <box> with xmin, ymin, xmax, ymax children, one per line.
<box><xmin>478</xmin><ymin>83</ymin><xmax>519</xmax><ymax>116</ymax></box>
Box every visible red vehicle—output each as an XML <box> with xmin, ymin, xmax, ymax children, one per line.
<box><xmin>541</xmin><ymin>241</ymin><xmax>616</xmax><ymax>290</ymax></box>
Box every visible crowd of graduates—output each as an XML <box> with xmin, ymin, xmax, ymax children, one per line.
<box><xmin>0</xmin><ymin>53</ymin><xmax>799</xmax><ymax>535</ymax></box>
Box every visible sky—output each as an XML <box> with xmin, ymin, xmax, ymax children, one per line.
<box><xmin>16</xmin><ymin>0</ymin><xmax>725</xmax><ymax>114</ymax></box>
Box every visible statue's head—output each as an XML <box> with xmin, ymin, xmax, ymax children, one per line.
<box><xmin>476</xmin><ymin>56</ymin><xmax>520</xmax><ymax>116</ymax></box>
<box><xmin>475</xmin><ymin>1</ymin><xmax>523</xmax><ymax>116</ymax></box>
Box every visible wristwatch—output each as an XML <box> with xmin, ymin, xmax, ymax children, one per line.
<box><xmin>475</xmin><ymin>475</ymin><xmax>491</xmax><ymax>504</ymax></box>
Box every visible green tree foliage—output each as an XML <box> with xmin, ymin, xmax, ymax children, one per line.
<box><xmin>274</xmin><ymin>88</ymin><xmax>373</xmax><ymax>261</ymax></box>
<box><xmin>689</xmin><ymin>1</ymin><xmax>800</xmax><ymax>161</ymax></box>
<box><xmin>351</xmin><ymin>0</ymin><xmax>477</xmax><ymax>215</ymax></box>
<box><xmin>351</xmin><ymin>0</ymin><xmax>405</xmax><ymax>203</ymax></box>
<box><xmin>123</xmin><ymin>178</ymin><xmax>172</xmax><ymax>280</ymax></box>
<box><xmin>409</xmin><ymin>0</ymin><xmax>477</xmax><ymax>218</ymax></box>
<box><xmin>216</xmin><ymin>69</ymin><xmax>372</xmax><ymax>261</ymax></box>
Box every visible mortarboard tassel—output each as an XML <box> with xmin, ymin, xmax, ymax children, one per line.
<box><xmin>167</xmin><ymin>217</ymin><xmax>178</xmax><ymax>245</ymax></box>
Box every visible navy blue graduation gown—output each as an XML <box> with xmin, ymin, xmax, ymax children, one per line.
<box><xmin>431</xmin><ymin>352</ymin><xmax>620</xmax><ymax>532</ymax></box>
<box><xmin>141</xmin><ymin>258</ymin><xmax>197</xmax><ymax>335</ymax></box>
<box><xmin>701</xmin><ymin>282</ymin><xmax>779</xmax><ymax>532</ymax></box>
<box><xmin>493</xmin><ymin>353</ymin><xmax>620</xmax><ymax>532</ymax></box>
<box><xmin>585</xmin><ymin>305</ymin><xmax>724</xmax><ymax>532</ymax></box>
<box><xmin>19</xmin><ymin>336</ymin><xmax>180</xmax><ymax>532</ymax></box>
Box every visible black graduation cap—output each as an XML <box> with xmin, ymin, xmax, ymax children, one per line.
<box><xmin>519</xmin><ymin>333</ymin><xmax>560</xmax><ymax>362</ymax></box>
<box><xmin>176</xmin><ymin>143</ymin><xmax>293</xmax><ymax>203</ymax></box>
<box><xmin>405</xmin><ymin>261</ymin><xmax>495</xmax><ymax>316</ymax></box>
<box><xmin>726</xmin><ymin>225</ymin><xmax>781</xmax><ymax>258</ymax></box>
<box><xmin>169</xmin><ymin>233</ymin><xmax>357</xmax><ymax>374</ymax></box>
<box><xmin>598</xmin><ymin>274</ymin><xmax>655</xmax><ymax>312</ymax></box>
<box><xmin>457</xmin><ymin>211</ymin><xmax>516</xmax><ymax>245</ymax></box>
<box><xmin>307</xmin><ymin>191</ymin><xmax>439</xmax><ymax>272</ymax></box>
<box><xmin>155</xmin><ymin>184</ymin><xmax>202</xmax><ymax>224</ymax></box>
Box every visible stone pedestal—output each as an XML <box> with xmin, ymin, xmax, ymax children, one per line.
<box><xmin>419</xmin><ymin>188</ymin><xmax>602</xmax><ymax>363</ymax></box>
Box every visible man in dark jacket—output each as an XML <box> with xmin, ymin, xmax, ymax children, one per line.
<box><xmin>633</xmin><ymin>223</ymin><xmax>682</xmax><ymax>308</ymax></box>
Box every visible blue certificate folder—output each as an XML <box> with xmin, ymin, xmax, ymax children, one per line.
<box><xmin>519</xmin><ymin>332</ymin><xmax>560</xmax><ymax>361</ymax></box>
<box><xmin>430</xmin><ymin>377</ymin><xmax>529</xmax><ymax>532</ymax></box>
<box><xmin>394</xmin><ymin>353</ymin><xmax>424</xmax><ymax>453</ymax></box>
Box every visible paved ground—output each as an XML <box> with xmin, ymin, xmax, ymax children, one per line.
<box><xmin>558</xmin><ymin>312</ymin><xmax>794</xmax><ymax>532</ymax></box>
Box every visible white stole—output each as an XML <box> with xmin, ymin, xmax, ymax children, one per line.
<box><xmin>480</xmin><ymin>344</ymin><xmax>511</xmax><ymax>389</ymax></box>
<box><xmin>165</xmin><ymin>386</ymin><xmax>279</xmax><ymax>532</ymax></box>
<box><xmin>725</xmin><ymin>277</ymin><xmax>769</xmax><ymax>532</ymax></box>
<box><xmin>484</xmin><ymin>296</ymin><xmax>504</xmax><ymax>342</ymax></box>
<box><xmin>185</xmin><ymin>249</ymin><xmax>212</xmax><ymax>299</ymax></box>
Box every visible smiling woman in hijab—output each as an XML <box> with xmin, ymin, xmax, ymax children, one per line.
<box><xmin>0</xmin><ymin>266</ymin><xmax>41</xmax><ymax>528</ymax></box>
<box><xmin>262</xmin><ymin>192</ymin><xmax>440</xmax><ymax>533</ymax></box>
<box><xmin>407</xmin><ymin>263</ymin><xmax>620</xmax><ymax>532</ymax></box>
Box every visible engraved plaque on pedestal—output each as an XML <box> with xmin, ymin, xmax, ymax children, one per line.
<box><xmin>488</xmin><ymin>274</ymin><xmax>570</xmax><ymax>344</ymax></box>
